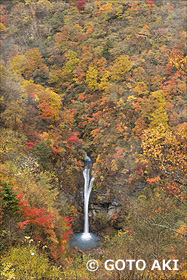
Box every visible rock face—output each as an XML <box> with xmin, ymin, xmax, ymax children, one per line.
<box><xmin>59</xmin><ymin>179</ymin><xmax>123</xmax><ymax>234</ymax></box>
<box><xmin>90</xmin><ymin>198</ymin><xmax>121</xmax><ymax>219</ymax></box>
<box><xmin>76</xmin><ymin>184</ymin><xmax>121</xmax><ymax>214</ymax></box>
<box><xmin>88</xmin><ymin>196</ymin><xmax>123</xmax><ymax>233</ymax></box>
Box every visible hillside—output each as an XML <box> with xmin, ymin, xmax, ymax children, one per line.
<box><xmin>0</xmin><ymin>0</ymin><xmax>187</xmax><ymax>279</ymax></box>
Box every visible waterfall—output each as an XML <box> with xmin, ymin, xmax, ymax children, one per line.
<box><xmin>82</xmin><ymin>156</ymin><xmax>94</xmax><ymax>240</ymax></box>
<box><xmin>69</xmin><ymin>154</ymin><xmax>98</xmax><ymax>249</ymax></box>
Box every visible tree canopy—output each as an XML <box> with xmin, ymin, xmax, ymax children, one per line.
<box><xmin>0</xmin><ymin>0</ymin><xmax>186</xmax><ymax>278</ymax></box>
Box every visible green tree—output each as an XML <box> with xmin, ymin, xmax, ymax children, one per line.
<box><xmin>0</xmin><ymin>183</ymin><xmax>19</xmax><ymax>217</ymax></box>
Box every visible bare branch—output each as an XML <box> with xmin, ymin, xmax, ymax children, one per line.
<box><xmin>146</xmin><ymin>222</ymin><xmax>187</xmax><ymax>237</ymax></box>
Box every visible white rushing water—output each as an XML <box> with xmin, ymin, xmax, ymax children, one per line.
<box><xmin>82</xmin><ymin>156</ymin><xmax>94</xmax><ymax>240</ymax></box>
<box><xmin>69</xmin><ymin>155</ymin><xmax>98</xmax><ymax>249</ymax></box>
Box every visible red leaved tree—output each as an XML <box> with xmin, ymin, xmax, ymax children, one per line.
<box><xmin>16</xmin><ymin>192</ymin><xmax>73</xmax><ymax>259</ymax></box>
<box><xmin>76</xmin><ymin>0</ymin><xmax>86</xmax><ymax>11</ymax></box>
<box><xmin>146</xmin><ymin>0</ymin><xmax>155</xmax><ymax>7</ymax></box>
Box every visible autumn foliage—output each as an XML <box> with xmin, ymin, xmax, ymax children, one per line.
<box><xmin>0</xmin><ymin>0</ymin><xmax>186</xmax><ymax>278</ymax></box>
<box><xmin>76</xmin><ymin>0</ymin><xmax>86</xmax><ymax>11</ymax></box>
<box><xmin>17</xmin><ymin>192</ymin><xmax>54</xmax><ymax>231</ymax></box>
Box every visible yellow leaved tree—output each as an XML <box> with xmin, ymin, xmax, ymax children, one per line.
<box><xmin>22</xmin><ymin>80</ymin><xmax>62</xmax><ymax>121</ymax></box>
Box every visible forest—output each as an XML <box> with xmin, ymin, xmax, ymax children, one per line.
<box><xmin>0</xmin><ymin>0</ymin><xmax>186</xmax><ymax>279</ymax></box>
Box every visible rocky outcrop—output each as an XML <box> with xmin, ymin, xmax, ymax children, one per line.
<box><xmin>90</xmin><ymin>198</ymin><xmax>121</xmax><ymax>219</ymax></box>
